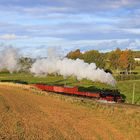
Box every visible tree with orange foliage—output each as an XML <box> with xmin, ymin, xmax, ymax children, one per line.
<box><xmin>66</xmin><ymin>49</ymin><xmax>82</xmax><ymax>60</ymax></box>
<box><xmin>118</xmin><ymin>49</ymin><xmax>135</xmax><ymax>74</ymax></box>
<box><xmin>108</xmin><ymin>48</ymin><xmax>135</xmax><ymax>73</ymax></box>
<box><xmin>118</xmin><ymin>50</ymin><xmax>129</xmax><ymax>73</ymax></box>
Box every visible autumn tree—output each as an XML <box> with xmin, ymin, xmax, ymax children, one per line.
<box><xmin>66</xmin><ymin>49</ymin><xmax>82</xmax><ymax>60</ymax></box>
<box><xmin>108</xmin><ymin>48</ymin><xmax>121</xmax><ymax>70</ymax></box>
<box><xmin>118</xmin><ymin>50</ymin><xmax>129</xmax><ymax>72</ymax></box>
<box><xmin>82</xmin><ymin>50</ymin><xmax>106</xmax><ymax>69</ymax></box>
<box><xmin>118</xmin><ymin>49</ymin><xmax>135</xmax><ymax>73</ymax></box>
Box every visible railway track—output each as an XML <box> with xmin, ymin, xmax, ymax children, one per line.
<box><xmin>42</xmin><ymin>89</ymin><xmax>140</xmax><ymax>110</ymax></box>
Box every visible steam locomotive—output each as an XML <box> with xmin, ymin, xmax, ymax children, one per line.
<box><xmin>33</xmin><ymin>84</ymin><xmax>123</xmax><ymax>103</ymax></box>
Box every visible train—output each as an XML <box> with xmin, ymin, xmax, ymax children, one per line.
<box><xmin>0</xmin><ymin>80</ymin><xmax>123</xmax><ymax>103</ymax></box>
<box><xmin>33</xmin><ymin>84</ymin><xmax>123</xmax><ymax>103</ymax></box>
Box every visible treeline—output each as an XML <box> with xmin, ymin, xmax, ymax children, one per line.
<box><xmin>66</xmin><ymin>48</ymin><xmax>138</xmax><ymax>74</ymax></box>
<box><xmin>133</xmin><ymin>51</ymin><xmax>140</xmax><ymax>58</ymax></box>
<box><xmin>67</xmin><ymin>49</ymin><xmax>106</xmax><ymax>69</ymax></box>
<box><xmin>10</xmin><ymin>49</ymin><xmax>140</xmax><ymax>75</ymax></box>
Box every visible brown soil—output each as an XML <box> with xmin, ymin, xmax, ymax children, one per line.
<box><xmin>0</xmin><ymin>85</ymin><xmax>139</xmax><ymax>140</ymax></box>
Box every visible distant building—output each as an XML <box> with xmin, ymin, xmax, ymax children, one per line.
<box><xmin>134</xmin><ymin>58</ymin><xmax>140</xmax><ymax>61</ymax></box>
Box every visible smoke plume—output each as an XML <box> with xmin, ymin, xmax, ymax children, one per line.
<box><xmin>30</xmin><ymin>48</ymin><xmax>116</xmax><ymax>86</ymax></box>
<box><xmin>0</xmin><ymin>47</ymin><xmax>20</xmax><ymax>73</ymax></box>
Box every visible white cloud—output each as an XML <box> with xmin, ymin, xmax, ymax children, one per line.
<box><xmin>123</xmin><ymin>28</ymin><xmax>140</xmax><ymax>35</ymax></box>
<box><xmin>0</xmin><ymin>34</ymin><xmax>29</xmax><ymax>40</ymax></box>
<box><xmin>0</xmin><ymin>38</ymin><xmax>139</xmax><ymax>58</ymax></box>
<box><xmin>0</xmin><ymin>34</ymin><xmax>17</xmax><ymax>40</ymax></box>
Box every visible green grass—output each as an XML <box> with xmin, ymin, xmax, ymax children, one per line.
<box><xmin>117</xmin><ymin>80</ymin><xmax>140</xmax><ymax>104</ymax></box>
<box><xmin>134</xmin><ymin>66</ymin><xmax>140</xmax><ymax>73</ymax></box>
<box><xmin>0</xmin><ymin>72</ymin><xmax>140</xmax><ymax>104</ymax></box>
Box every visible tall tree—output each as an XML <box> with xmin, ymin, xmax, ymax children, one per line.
<box><xmin>19</xmin><ymin>57</ymin><xmax>33</xmax><ymax>72</ymax></box>
<box><xmin>118</xmin><ymin>49</ymin><xmax>135</xmax><ymax>73</ymax></box>
<box><xmin>108</xmin><ymin>48</ymin><xmax>121</xmax><ymax>70</ymax></box>
<box><xmin>118</xmin><ymin>50</ymin><xmax>129</xmax><ymax>72</ymax></box>
<box><xmin>126</xmin><ymin>50</ymin><xmax>135</xmax><ymax>72</ymax></box>
<box><xmin>82</xmin><ymin>50</ymin><xmax>105</xmax><ymax>69</ymax></box>
<box><xmin>66</xmin><ymin>49</ymin><xmax>82</xmax><ymax>60</ymax></box>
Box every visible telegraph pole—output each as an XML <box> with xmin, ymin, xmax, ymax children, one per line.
<box><xmin>132</xmin><ymin>83</ymin><xmax>136</xmax><ymax>104</ymax></box>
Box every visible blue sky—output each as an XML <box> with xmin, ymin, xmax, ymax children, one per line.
<box><xmin>0</xmin><ymin>0</ymin><xmax>140</xmax><ymax>57</ymax></box>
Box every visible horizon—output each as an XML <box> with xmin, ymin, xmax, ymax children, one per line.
<box><xmin>0</xmin><ymin>0</ymin><xmax>140</xmax><ymax>57</ymax></box>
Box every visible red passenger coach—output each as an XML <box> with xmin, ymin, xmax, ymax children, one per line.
<box><xmin>53</xmin><ymin>86</ymin><xmax>64</xmax><ymax>93</ymax></box>
<box><xmin>64</xmin><ymin>86</ymin><xmax>78</xmax><ymax>94</ymax></box>
<box><xmin>75</xmin><ymin>91</ymin><xmax>100</xmax><ymax>98</ymax></box>
<box><xmin>44</xmin><ymin>85</ymin><xmax>54</xmax><ymax>91</ymax></box>
<box><xmin>33</xmin><ymin>84</ymin><xmax>100</xmax><ymax>98</ymax></box>
<box><xmin>34</xmin><ymin>84</ymin><xmax>54</xmax><ymax>91</ymax></box>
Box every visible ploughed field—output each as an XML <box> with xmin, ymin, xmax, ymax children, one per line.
<box><xmin>0</xmin><ymin>84</ymin><xmax>140</xmax><ymax>140</ymax></box>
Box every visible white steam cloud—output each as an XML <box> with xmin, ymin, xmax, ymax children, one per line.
<box><xmin>30</xmin><ymin>48</ymin><xmax>116</xmax><ymax>86</ymax></box>
<box><xmin>0</xmin><ymin>47</ymin><xmax>116</xmax><ymax>86</ymax></box>
<box><xmin>0</xmin><ymin>47</ymin><xmax>20</xmax><ymax>73</ymax></box>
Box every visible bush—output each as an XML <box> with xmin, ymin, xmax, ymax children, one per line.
<box><xmin>120</xmin><ymin>71</ymin><xmax>138</xmax><ymax>74</ymax></box>
<box><xmin>116</xmin><ymin>74</ymin><xmax>140</xmax><ymax>80</ymax></box>
<box><xmin>105</xmin><ymin>69</ymin><xmax>113</xmax><ymax>74</ymax></box>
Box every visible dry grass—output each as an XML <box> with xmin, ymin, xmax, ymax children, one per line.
<box><xmin>0</xmin><ymin>83</ymin><xmax>140</xmax><ymax>140</ymax></box>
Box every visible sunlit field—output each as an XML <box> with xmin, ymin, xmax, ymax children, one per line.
<box><xmin>0</xmin><ymin>84</ymin><xmax>140</xmax><ymax>140</ymax></box>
